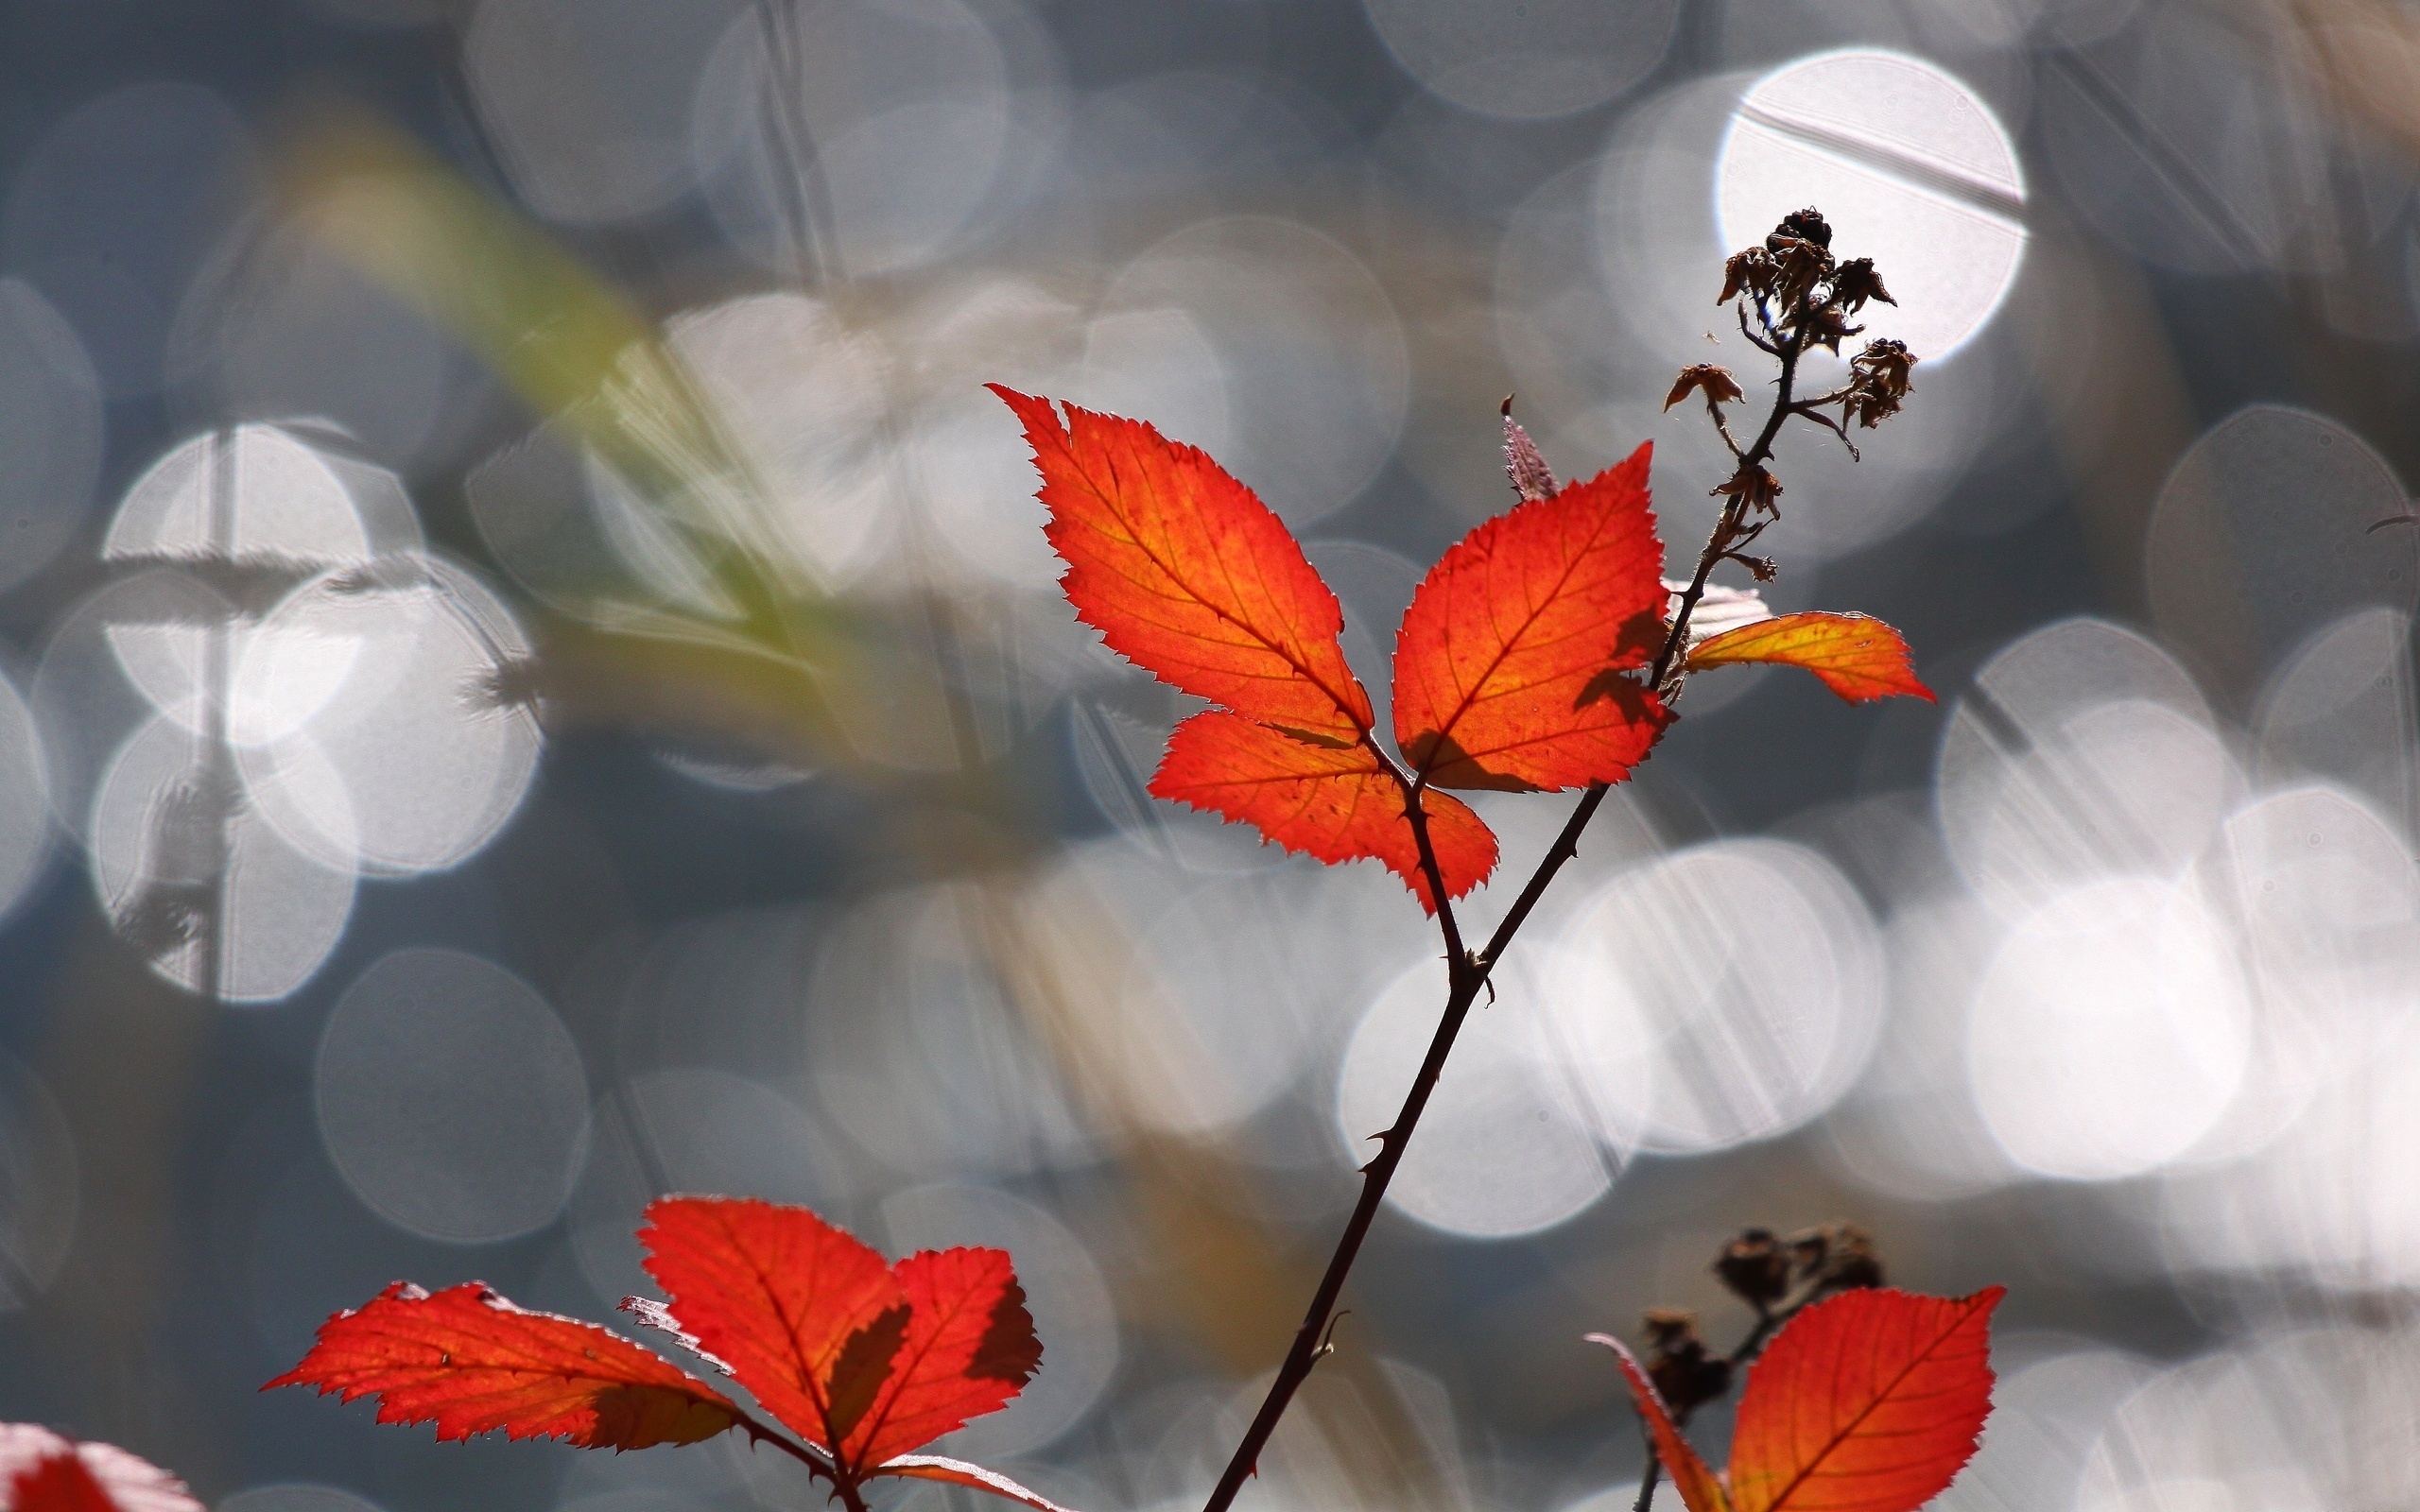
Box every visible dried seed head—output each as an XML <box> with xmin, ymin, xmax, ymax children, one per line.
<box><xmin>1663</xmin><ymin>364</ymin><xmax>1746</xmax><ymax>412</ymax></box>
<box><xmin>1714</xmin><ymin>1228</ymin><xmax>1791</xmax><ymax>1309</ymax></box>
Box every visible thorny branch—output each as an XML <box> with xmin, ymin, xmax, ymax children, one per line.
<box><xmin>1198</xmin><ymin>208</ymin><xmax>1916</xmax><ymax>1512</ymax></box>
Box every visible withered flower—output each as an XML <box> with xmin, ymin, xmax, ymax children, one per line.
<box><xmin>1641</xmin><ymin>1308</ymin><xmax>1734</xmax><ymax>1415</ymax></box>
<box><xmin>1841</xmin><ymin>338</ymin><xmax>1916</xmax><ymax>428</ymax></box>
<box><xmin>1771</xmin><ymin>237</ymin><xmax>1832</xmax><ymax>311</ymax></box>
<box><xmin>1851</xmin><ymin>338</ymin><xmax>1915</xmax><ymax>396</ymax></box>
<box><xmin>1830</xmin><ymin>257</ymin><xmax>1894</xmax><ymax>315</ymax></box>
<box><xmin>1718</xmin><ymin>247</ymin><xmax>1775</xmax><ymax>305</ymax></box>
<box><xmin>1713</xmin><ymin>1228</ymin><xmax>1791</xmax><ymax>1310</ymax></box>
<box><xmin>1714</xmin><ymin>463</ymin><xmax>1783</xmax><ymax>515</ymax></box>
<box><xmin>1663</xmin><ymin>363</ymin><xmax>1746</xmax><ymax>412</ymax></box>
<box><xmin>1768</xmin><ymin>206</ymin><xmax>1832</xmax><ymax>250</ymax></box>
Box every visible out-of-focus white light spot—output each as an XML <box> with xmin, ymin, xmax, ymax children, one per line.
<box><xmin>1099</xmin><ymin>218</ymin><xmax>1408</xmax><ymax>527</ymax></box>
<box><xmin>0</xmin><ymin>1054</ymin><xmax>78</xmax><ymax>1312</ymax></box>
<box><xmin>317</xmin><ymin>947</ymin><xmax>589</xmax><ymax>1245</ymax></box>
<box><xmin>665</xmin><ymin>293</ymin><xmax>894</xmax><ymax>585</ymax></box>
<box><xmin>466</xmin><ymin>0</ymin><xmax>742</xmax><ymax>224</ymax></box>
<box><xmin>1339</xmin><ymin>954</ymin><xmax>1613</xmax><ymax>1238</ymax></box>
<box><xmin>808</xmin><ymin>884</ymin><xmax>1097</xmax><ymax>1179</ymax></box>
<box><xmin>89</xmin><ymin>713</ymin><xmax>355</xmax><ymax>1002</ymax></box>
<box><xmin>1938</xmin><ymin>618</ymin><xmax>2233</xmax><ymax>920</ymax></box>
<box><xmin>106</xmin><ymin>423</ymin><xmax>419</xmax><ymax>566</ymax></box>
<box><xmin>882</xmin><ymin>1185</ymin><xmax>1116</xmax><ymax>1456</ymax></box>
<box><xmin>2173</xmin><ymin>785</ymin><xmax>2420</xmax><ymax>1166</ymax></box>
<box><xmin>2160</xmin><ymin>1011</ymin><xmax>2420</xmax><ymax>1291</ymax></box>
<box><xmin>2077</xmin><ymin>1328</ymin><xmax>2420</xmax><ymax>1511</ymax></box>
<box><xmin>1720</xmin><ymin>50</ymin><xmax>2026</xmax><ymax>361</ymax></box>
<box><xmin>2148</xmin><ymin>407</ymin><xmax>2416</xmax><ymax>684</ymax></box>
<box><xmin>1821</xmin><ymin>898</ymin><xmax>2025</xmax><ymax>1203</ymax></box>
<box><xmin>691</xmin><ymin>0</ymin><xmax>1011</xmax><ymax>276</ymax></box>
<box><xmin>1116</xmin><ymin>866</ymin><xmax>1393</xmax><ymax>1139</ymax></box>
<box><xmin>1967</xmin><ymin>878</ymin><xmax>2250</xmax><ymax>1181</ymax></box>
<box><xmin>1550</xmin><ymin>839</ymin><xmax>1882</xmax><ymax>1154</ymax></box>
<box><xmin>2256</xmin><ymin>608</ymin><xmax>2418</xmax><ymax>840</ymax></box>
<box><xmin>0</xmin><ymin>670</ymin><xmax>51</xmax><ymax>925</ymax></box>
<box><xmin>2216</xmin><ymin>785</ymin><xmax>2420</xmax><ymax>1043</ymax></box>
<box><xmin>0</xmin><ymin>279</ymin><xmax>103</xmax><ymax>595</ymax></box>
<box><xmin>898</xmin><ymin>280</ymin><xmax>1085</xmax><ymax>593</ymax></box>
<box><xmin>234</xmin><ymin>555</ymin><xmax>542</xmax><ymax>877</ymax></box>
<box><xmin>570</xmin><ymin>1068</ymin><xmax>860</xmax><ymax>1303</ymax></box>
<box><xmin>1362</xmin><ymin>0</ymin><xmax>1679</xmax><ymax>120</ymax></box>
<box><xmin>1933</xmin><ymin>1345</ymin><xmax>2160</xmax><ymax>1512</ymax></box>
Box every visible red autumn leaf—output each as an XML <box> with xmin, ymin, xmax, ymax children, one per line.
<box><xmin>1392</xmin><ymin>443</ymin><xmax>1672</xmax><ymax>791</ymax></box>
<box><xmin>264</xmin><ymin>1281</ymin><xmax>741</xmax><ymax>1450</ymax></box>
<box><xmin>1583</xmin><ymin>1334</ymin><xmax>1734</xmax><ymax>1512</ymax></box>
<box><xmin>1150</xmin><ymin>711</ymin><xmax>1497</xmax><ymax>912</ymax></box>
<box><xmin>1685</xmin><ymin>612</ymin><xmax>1932</xmax><ymax>705</ymax></box>
<box><xmin>635</xmin><ymin>1195</ymin><xmax>906</xmax><ymax>1452</ymax></box>
<box><xmin>0</xmin><ymin>1427</ymin><xmax>199</xmax><ymax>1512</ymax></box>
<box><xmin>1725</xmin><ymin>1286</ymin><xmax>2001</xmax><ymax>1512</ymax></box>
<box><xmin>874</xmin><ymin>1455</ymin><xmax>1080</xmax><ymax>1512</ymax></box>
<box><xmin>837</xmin><ymin>1246</ymin><xmax>1042</xmax><ymax>1471</ymax></box>
<box><xmin>991</xmin><ymin>385</ymin><xmax>1374</xmax><ymax>746</ymax></box>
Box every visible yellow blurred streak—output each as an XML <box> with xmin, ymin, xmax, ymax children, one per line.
<box><xmin>270</xmin><ymin>104</ymin><xmax>961</xmax><ymax>783</ymax></box>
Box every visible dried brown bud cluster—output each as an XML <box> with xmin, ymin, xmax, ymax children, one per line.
<box><xmin>1640</xmin><ymin>1308</ymin><xmax>1733</xmax><ymax>1415</ymax></box>
<box><xmin>1842</xmin><ymin>339</ymin><xmax>1915</xmax><ymax>429</ymax></box>
<box><xmin>1678</xmin><ymin>208</ymin><xmax>1918</xmax><ymax>532</ymax></box>
<box><xmin>1710</xmin><ymin>1220</ymin><xmax>1888</xmax><ymax>1313</ymax></box>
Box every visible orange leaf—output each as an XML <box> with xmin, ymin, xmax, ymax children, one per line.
<box><xmin>1685</xmin><ymin>612</ymin><xmax>1932</xmax><ymax>705</ymax></box>
<box><xmin>992</xmin><ymin>386</ymin><xmax>1374</xmax><ymax>746</ymax></box>
<box><xmin>263</xmin><ymin>1281</ymin><xmax>741</xmax><ymax>1450</ymax></box>
<box><xmin>1727</xmin><ymin>1286</ymin><xmax>2002</xmax><ymax>1512</ymax></box>
<box><xmin>1583</xmin><ymin>1334</ymin><xmax>1733</xmax><ymax>1512</ymax></box>
<box><xmin>1392</xmin><ymin>444</ymin><xmax>1672</xmax><ymax>791</ymax></box>
<box><xmin>1150</xmin><ymin>711</ymin><xmax>1497</xmax><ymax>913</ymax></box>
<box><xmin>838</xmin><ymin>1247</ymin><xmax>1042</xmax><ymax>1470</ymax></box>
<box><xmin>875</xmin><ymin>1455</ymin><xmax>1080</xmax><ymax>1512</ymax></box>
<box><xmin>637</xmin><ymin>1196</ymin><xmax>905</xmax><ymax>1451</ymax></box>
<box><xmin>0</xmin><ymin>1427</ymin><xmax>199</xmax><ymax>1512</ymax></box>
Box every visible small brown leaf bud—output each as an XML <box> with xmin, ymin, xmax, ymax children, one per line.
<box><xmin>1501</xmin><ymin>400</ymin><xmax>1559</xmax><ymax>503</ymax></box>
<box><xmin>1714</xmin><ymin>1228</ymin><xmax>1790</xmax><ymax>1309</ymax></box>
<box><xmin>1663</xmin><ymin>364</ymin><xmax>1746</xmax><ymax>412</ymax></box>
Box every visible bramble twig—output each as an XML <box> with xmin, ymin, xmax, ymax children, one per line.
<box><xmin>1199</xmin><ymin>207</ymin><xmax>1911</xmax><ymax>1512</ymax></box>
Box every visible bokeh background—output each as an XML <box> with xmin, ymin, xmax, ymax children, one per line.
<box><xmin>0</xmin><ymin>0</ymin><xmax>2416</xmax><ymax>1508</ymax></box>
